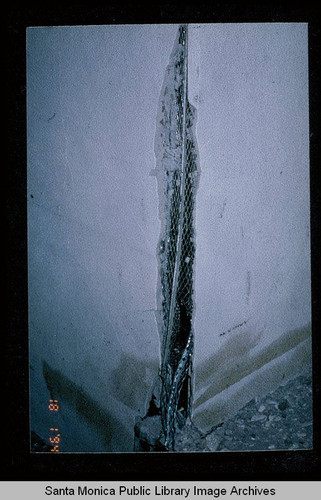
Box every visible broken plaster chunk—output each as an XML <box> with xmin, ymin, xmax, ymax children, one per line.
<box><xmin>250</xmin><ymin>414</ymin><xmax>266</xmax><ymax>422</ymax></box>
<box><xmin>205</xmin><ymin>432</ymin><xmax>220</xmax><ymax>451</ymax></box>
<box><xmin>135</xmin><ymin>415</ymin><xmax>162</xmax><ymax>446</ymax></box>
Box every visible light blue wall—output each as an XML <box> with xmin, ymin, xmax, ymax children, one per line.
<box><xmin>193</xmin><ymin>23</ymin><xmax>310</xmax><ymax>357</ymax></box>
<box><xmin>28</xmin><ymin>24</ymin><xmax>178</xmax><ymax>451</ymax></box>
<box><xmin>191</xmin><ymin>23</ymin><xmax>310</xmax><ymax>429</ymax></box>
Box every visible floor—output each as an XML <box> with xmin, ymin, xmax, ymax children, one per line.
<box><xmin>176</xmin><ymin>369</ymin><xmax>313</xmax><ymax>452</ymax></box>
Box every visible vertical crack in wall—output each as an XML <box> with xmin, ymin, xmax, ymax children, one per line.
<box><xmin>154</xmin><ymin>24</ymin><xmax>199</xmax><ymax>450</ymax></box>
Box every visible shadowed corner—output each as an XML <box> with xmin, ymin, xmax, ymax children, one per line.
<box><xmin>194</xmin><ymin>322</ymin><xmax>312</xmax><ymax>409</ymax></box>
<box><xmin>192</xmin><ymin>323</ymin><xmax>312</xmax><ymax>435</ymax></box>
<box><xmin>107</xmin><ymin>352</ymin><xmax>159</xmax><ymax>412</ymax></box>
<box><xmin>42</xmin><ymin>360</ymin><xmax>129</xmax><ymax>451</ymax></box>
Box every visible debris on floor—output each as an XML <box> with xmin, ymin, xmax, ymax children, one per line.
<box><xmin>204</xmin><ymin>370</ymin><xmax>313</xmax><ymax>452</ymax></box>
<box><xmin>135</xmin><ymin>369</ymin><xmax>313</xmax><ymax>452</ymax></box>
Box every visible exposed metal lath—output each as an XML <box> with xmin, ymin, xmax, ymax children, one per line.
<box><xmin>158</xmin><ymin>24</ymin><xmax>199</xmax><ymax>450</ymax></box>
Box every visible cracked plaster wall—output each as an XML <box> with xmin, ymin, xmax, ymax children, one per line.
<box><xmin>28</xmin><ymin>23</ymin><xmax>311</xmax><ymax>450</ymax></box>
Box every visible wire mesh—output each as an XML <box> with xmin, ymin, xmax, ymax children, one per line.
<box><xmin>158</xmin><ymin>24</ymin><xmax>198</xmax><ymax>450</ymax></box>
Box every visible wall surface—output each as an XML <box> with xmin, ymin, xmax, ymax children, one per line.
<box><xmin>28</xmin><ymin>24</ymin><xmax>178</xmax><ymax>452</ymax></box>
<box><xmin>189</xmin><ymin>23</ymin><xmax>311</xmax><ymax>429</ymax></box>
<box><xmin>28</xmin><ymin>23</ymin><xmax>311</xmax><ymax>451</ymax></box>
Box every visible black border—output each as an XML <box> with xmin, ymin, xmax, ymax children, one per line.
<box><xmin>5</xmin><ymin>2</ymin><xmax>321</xmax><ymax>481</ymax></box>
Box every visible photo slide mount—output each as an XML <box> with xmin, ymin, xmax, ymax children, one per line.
<box><xmin>5</xmin><ymin>2</ymin><xmax>321</xmax><ymax>481</ymax></box>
